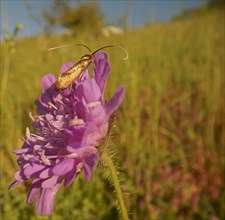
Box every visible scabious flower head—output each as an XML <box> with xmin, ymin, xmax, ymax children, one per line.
<box><xmin>9</xmin><ymin>52</ymin><xmax>125</xmax><ymax>216</ymax></box>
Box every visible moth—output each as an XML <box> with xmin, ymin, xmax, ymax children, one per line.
<box><xmin>48</xmin><ymin>44</ymin><xmax>128</xmax><ymax>91</ymax></box>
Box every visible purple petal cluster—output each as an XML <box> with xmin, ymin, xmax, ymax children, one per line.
<box><xmin>9</xmin><ymin>52</ymin><xmax>125</xmax><ymax>216</ymax></box>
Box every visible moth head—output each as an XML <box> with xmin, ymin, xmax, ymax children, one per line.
<box><xmin>81</xmin><ymin>54</ymin><xmax>93</xmax><ymax>61</ymax></box>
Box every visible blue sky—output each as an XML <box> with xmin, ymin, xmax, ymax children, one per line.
<box><xmin>1</xmin><ymin>0</ymin><xmax>206</xmax><ymax>39</ymax></box>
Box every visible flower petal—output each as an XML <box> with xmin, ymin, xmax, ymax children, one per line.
<box><xmin>77</xmin><ymin>78</ymin><xmax>102</xmax><ymax>103</ymax></box>
<box><xmin>35</xmin><ymin>183</ymin><xmax>60</xmax><ymax>216</ymax></box>
<box><xmin>82</xmin><ymin>123</ymin><xmax>104</xmax><ymax>147</ymax></box>
<box><xmin>86</xmin><ymin>105</ymin><xmax>108</xmax><ymax>126</ymax></box>
<box><xmin>52</xmin><ymin>159</ymin><xmax>74</xmax><ymax>176</ymax></box>
<box><xmin>14</xmin><ymin>170</ymin><xmax>27</xmax><ymax>182</ymax></box>
<box><xmin>106</xmin><ymin>85</ymin><xmax>125</xmax><ymax>116</ymax></box>
<box><xmin>64</xmin><ymin>162</ymin><xmax>79</xmax><ymax>187</ymax></box>
<box><xmin>39</xmin><ymin>168</ymin><xmax>52</xmax><ymax>179</ymax></box>
<box><xmin>41</xmin><ymin>74</ymin><xmax>56</xmax><ymax>91</ymax></box>
<box><xmin>94</xmin><ymin>52</ymin><xmax>110</xmax><ymax>93</ymax></box>
<box><xmin>23</xmin><ymin>164</ymin><xmax>45</xmax><ymax>178</ymax></box>
<box><xmin>94</xmin><ymin>51</ymin><xmax>108</xmax><ymax>64</ymax></box>
<box><xmin>83</xmin><ymin>153</ymin><xmax>99</xmax><ymax>181</ymax></box>
<box><xmin>27</xmin><ymin>187</ymin><xmax>39</xmax><ymax>204</ymax></box>
<box><xmin>8</xmin><ymin>181</ymin><xmax>20</xmax><ymax>190</ymax></box>
<box><xmin>27</xmin><ymin>180</ymin><xmax>41</xmax><ymax>204</ymax></box>
<box><xmin>41</xmin><ymin>176</ymin><xmax>58</xmax><ymax>188</ymax></box>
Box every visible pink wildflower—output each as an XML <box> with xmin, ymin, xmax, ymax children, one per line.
<box><xmin>9</xmin><ymin>52</ymin><xmax>125</xmax><ymax>216</ymax></box>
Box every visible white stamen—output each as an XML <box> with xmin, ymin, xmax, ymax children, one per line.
<box><xmin>29</xmin><ymin>112</ymin><xmax>35</xmax><ymax>121</ymax></box>
<box><xmin>40</xmin><ymin>151</ymin><xmax>51</xmax><ymax>165</ymax></box>
<box><xmin>31</xmin><ymin>134</ymin><xmax>45</xmax><ymax>140</ymax></box>
<box><xmin>56</xmin><ymin>99</ymin><xmax>64</xmax><ymax>105</ymax></box>
<box><xmin>34</xmin><ymin>145</ymin><xmax>42</xmax><ymax>150</ymax></box>
<box><xmin>24</xmin><ymin>154</ymin><xmax>35</xmax><ymax>160</ymax></box>
<box><xmin>69</xmin><ymin>117</ymin><xmax>85</xmax><ymax>126</ymax></box>
<box><xmin>47</xmin><ymin>153</ymin><xmax>78</xmax><ymax>159</ymax></box>
<box><xmin>67</xmin><ymin>153</ymin><xmax>78</xmax><ymax>158</ymax></box>
<box><xmin>38</xmin><ymin>115</ymin><xmax>45</xmax><ymax>119</ymax></box>
<box><xmin>26</xmin><ymin>127</ymin><xmax>31</xmax><ymax>139</ymax></box>
<box><xmin>86</xmin><ymin>101</ymin><xmax>101</xmax><ymax>108</ymax></box>
<box><xmin>48</xmin><ymin>102</ymin><xmax>58</xmax><ymax>110</ymax></box>
<box><xmin>45</xmin><ymin>145</ymin><xmax>57</xmax><ymax>149</ymax></box>
<box><xmin>20</xmin><ymin>136</ymin><xmax>26</xmax><ymax>141</ymax></box>
<box><xmin>76</xmin><ymin>162</ymin><xmax>83</xmax><ymax>173</ymax></box>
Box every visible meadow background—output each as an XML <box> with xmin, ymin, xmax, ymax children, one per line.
<box><xmin>1</xmin><ymin>1</ymin><xmax>224</xmax><ymax>220</ymax></box>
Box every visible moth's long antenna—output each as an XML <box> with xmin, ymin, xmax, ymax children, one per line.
<box><xmin>48</xmin><ymin>44</ymin><xmax>75</xmax><ymax>51</ymax></box>
<box><xmin>48</xmin><ymin>43</ymin><xmax>91</xmax><ymax>53</ymax></box>
<box><xmin>92</xmin><ymin>45</ymin><xmax>129</xmax><ymax>60</ymax></box>
<box><xmin>76</xmin><ymin>44</ymin><xmax>91</xmax><ymax>53</ymax></box>
<box><xmin>48</xmin><ymin>44</ymin><xmax>128</xmax><ymax>60</ymax></box>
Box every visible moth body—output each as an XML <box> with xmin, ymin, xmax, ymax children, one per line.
<box><xmin>52</xmin><ymin>44</ymin><xmax>128</xmax><ymax>91</ymax></box>
<box><xmin>55</xmin><ymin>54</ymin><xmax>93</xmax><ymax>90</ymax></box>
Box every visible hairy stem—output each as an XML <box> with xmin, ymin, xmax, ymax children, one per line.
<box><xmin>102</xmin><ymin>151</ymin><xmax>129</xmax><ymax>220</ymax></box>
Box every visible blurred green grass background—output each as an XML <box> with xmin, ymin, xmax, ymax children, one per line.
<box><xmin>1</xmin><ymin>5</ymin><xmax>224</xmax><ymax>220</ymax></box>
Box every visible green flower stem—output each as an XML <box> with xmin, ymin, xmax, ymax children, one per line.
<box><xmin>102</xmin><ymin>151</ymin><xmax>129</xmax><ymax>220</ymax></box>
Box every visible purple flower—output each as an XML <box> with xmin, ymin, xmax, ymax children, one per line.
<box><xmin>9</xmin><ymin>52</ymin><xmax>125</xmax><ymax>216</ymax></box>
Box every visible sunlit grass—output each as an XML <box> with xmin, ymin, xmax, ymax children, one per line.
<box><xmin>1</xmin><ymin>6</ymin><xmax>224</xmax><ymax>220</ymax></box>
